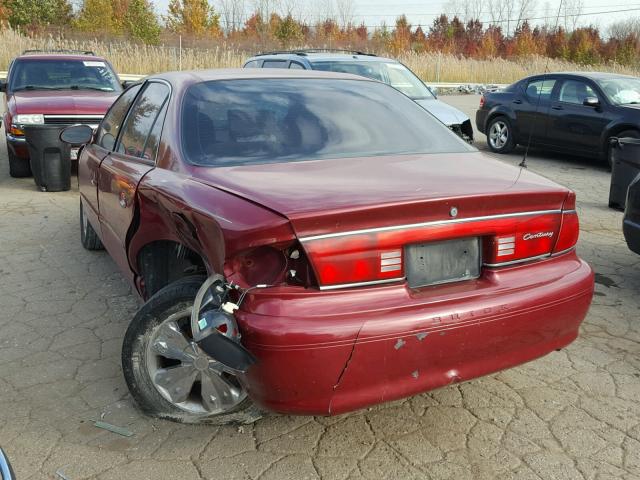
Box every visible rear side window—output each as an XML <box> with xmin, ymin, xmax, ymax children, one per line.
<box><xmin>244</xmin><ymin>60</ymin><xmax>260</xmax><ymax>68</ymax></box>
<box><xmin>116</xmin><ymin>82</ymin><xmax>170</xmax><ymax>160</ymax></box>
<box><xmin>96</xmin><ymin>84</ymin><xmax>142</xmax><ymax>151</ymax></box>
<box><xmin>181</xmin><ymin>78</ymin><xmax>474</xmax><ymax>167</ymax></box>
<box><xmin>525</xmin><ymin>78</ymin><xmax>556</xmax><ymax>101</ymax></box>
<box><xmin>262</xmin><ymin>60</ymin><xmax>288</xmax><ymax>68</ymax></box>
<box><xmin>289</xmin><ymin>62</ymin><xmax>305</xmax><ymax>69</ymax></box>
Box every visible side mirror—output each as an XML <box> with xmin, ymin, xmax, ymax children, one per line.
<box><xmin>428</xmin><ymin>86</ymin><xmax>438</xmax><ymax>98</ymax></box>
<box><xmin>583</xmin><ymin>96</ymin><xmax>600</xmax><ymax>107</ymax></box>
<box><xmin>60</xmin><ymin>124</ymin><xmax>94</xmax><ymax>145</ymax></box>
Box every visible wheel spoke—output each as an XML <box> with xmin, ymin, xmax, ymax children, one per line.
<box><xmin>154</xmin><ymin>365</ymin><xmax>198</xmax><ymax>404</ymax></box>
<box><xmin>151</xmin><ymin>321</ymin><xmax>195</xmax><ymax>363</ymax></box>
<box><xmin>200</xmin><ymin>370</ymin><xmax>243</xmax><ymax>412</ymax></box>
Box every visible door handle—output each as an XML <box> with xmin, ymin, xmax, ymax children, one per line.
<box><xmin>513</xmin><ymin>99</ymin><xmax>522</xmax><ymax>104</ymax></box>
<box><xmin>551</xmin><ymin>105</ymin><xmax>563</xmax><ymax>110</ymax></box>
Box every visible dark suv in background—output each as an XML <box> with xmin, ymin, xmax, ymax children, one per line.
<box><xmin>0</xmin><ymin>50</ymin><xmax>122</xmax><ymax>177</ymax></box>
<box><xmin>244</xmin><ymin>50</ymin><xmax>474</xmax><ymax>142</ymax></box>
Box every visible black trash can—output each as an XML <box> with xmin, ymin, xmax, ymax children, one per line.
<box><xmin>24</xmin><ymin>125</ymin><xmax>72</xmax><ymax>192</ymax></box>
<box><xmin>609</xmin><ymin>137</ymin><xmax>640</xmax><ymax>210</ymax></box>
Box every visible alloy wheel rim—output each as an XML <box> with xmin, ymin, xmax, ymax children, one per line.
<box><xmin>145</xmin><ymin>308</ymin><xmax>247</xmax><ymax>415</ymax></box>
<box><xmin>489</xmin><ymin>121</ymin><xmax>509</xmax><ymax>149</ymax></box>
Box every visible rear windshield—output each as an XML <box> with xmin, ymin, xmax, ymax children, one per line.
<box><xmin>9</xmin><ymin>59</ymin><xmax>121</xmax><ymax>92</ymax></box>
<box><xmin>182</xmin><ymin>78</ymin><xmax>473</xmax><ymax>167</ymax></box>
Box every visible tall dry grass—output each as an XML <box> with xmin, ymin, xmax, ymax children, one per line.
<box><xmin>2</xmin><ymin>28</ymin><xmax>640</xmax><ymax>83</ymax></box>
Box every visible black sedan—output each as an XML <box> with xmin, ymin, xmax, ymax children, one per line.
<box><xmin>624</xmin><ymin>174</ymin><xmax>640</xmax><ymax>254</ymax></box>
<box><xmin>476</xmin><ymin>72</ymin><xmax>640</xmax><ymax>166</ymax></box>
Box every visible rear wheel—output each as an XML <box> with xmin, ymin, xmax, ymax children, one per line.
<box><xmin>486</xmin><ymin>116</ymin><xmax>516</xmax><ymax>154</ymax></box>
<box><xmin>122</xmin><ymin>276</ymin><xmax>261</xmax><ymax>424</ymax></box>
<box><xmin>80</xmin><ymin>201</ymin><xmax>104</xmax><ymax>250</ymax></box>
<box><xmin>608</xmin><ymin>129</ymin><xmax>640</xmax><ymax>170</ymax></box>
<box><xmin>7</xmin><ymin>146</ymin><xmax>32</xmax><ymax>178</ymax></box>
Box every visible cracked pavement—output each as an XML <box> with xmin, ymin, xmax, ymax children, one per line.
<box><xmin>1</xmin><ymin>95</ymin><xmax>640</xmax><ymax>479</ymax></box>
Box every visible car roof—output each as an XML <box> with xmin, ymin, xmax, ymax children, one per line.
<box><xmin>149</xmin><ymin>68</ymin><xmax>376</xmax><ymax>85</ymax></box>
<box><xmin>15</xmin><ymin>54</ymin><xmax>108</xmax><ymax>62</ymax></box>
<box><xmin>247</xmin><ymin>51</ymin><xmax>396</xmax><ymax>64</ymax></box>
<box><xmin>524</xmin><ymin>71</ymin><xmax>638</xmax><ymax>81</ymax></box>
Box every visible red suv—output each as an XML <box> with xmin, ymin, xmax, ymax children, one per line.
<box><xmin>0</xmin><ymin>50</ymin><xmax>122</xmax><ymax>177</ymax></box>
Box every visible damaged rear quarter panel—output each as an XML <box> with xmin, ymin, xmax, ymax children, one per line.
<box><xmin>128</xmin><ymin>168</ymin><xmax>296</xmax><ymax>289</ymax></box>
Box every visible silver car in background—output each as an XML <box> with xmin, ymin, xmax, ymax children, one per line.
<box><xmin>244</xmin><ymin>50</ymin><xmax>474</xmax><ymax>143</ymax></box>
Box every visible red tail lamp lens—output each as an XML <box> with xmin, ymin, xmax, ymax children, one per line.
<box><xmin>304</xmin><ymin>234</ymin><xmax>404</xmax><ymax>287</ymax></box>
<box><xmin>484</xmin><ymin>213</ymin><xmax>561</xmax><ymax>265</ymax></box>
<box><xmin>553</xmin><ymin>211</ymin><xmax>579</xmax><ymax>253</ymax></box>
<box><xmin>479</xmin><ymin>95</ymin><xmax>485</xmax><ymax>108</ymax></box>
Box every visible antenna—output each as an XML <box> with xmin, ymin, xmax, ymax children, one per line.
<box><xmin>520</xmin><ymin>0</ymin><xmax>564</xmax><ymax>168</ymax></box>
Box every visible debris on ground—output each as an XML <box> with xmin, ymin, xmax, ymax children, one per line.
<box><xmin>93</xmin><ymin>421</ymin><xmax>134</xmax><ymax>437</ymax></box>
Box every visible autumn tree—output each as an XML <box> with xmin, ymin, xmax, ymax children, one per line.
<box><xmin>125</xmin><ymin>0</ymin><xmax>161</xmax><ymax>44</ymax></box>
<box><xmin>3</xmin><ymin>0</ymin><xmax>72</xmax><ymax>28</ymax></box>
<box><xmin>166</xmin><ymin>0</ymin><xmax>223</xmax><ymax>37</ymax></box>
<box><xmin>273</xmin><ymin>14</ymin><xmax>302</xmax><ymax>46</ymax></box>
<box><xmin>74</xmin><ymin>0</ymin><xmax>116</xmax><ymax>33</ymax></box>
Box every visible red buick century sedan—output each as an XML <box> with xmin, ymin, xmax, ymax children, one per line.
<box><xmin>62</xmin><ymin>69</ymin><xmax>594</xmax><ymax>424</ymax></box>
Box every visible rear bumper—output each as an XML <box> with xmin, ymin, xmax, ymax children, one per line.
<box><xmin>475</xmin><ymin>109</ymin><xmax>488</xmax><ymax>133</ymax></box>
<box><xmin>237</xmin><ymin>252</ymin><xmax>594</xmax><ymax>415</ymax></box>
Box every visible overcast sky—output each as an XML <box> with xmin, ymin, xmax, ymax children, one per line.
<box><xmin>151</xmin><ymin>0</ymin><xmax>640</xmax><ymax>33</ymax></box>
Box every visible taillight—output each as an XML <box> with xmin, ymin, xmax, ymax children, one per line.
<box><xmin>302</xmin><ymin>235</ymin><xmax>403</xmax><ymax>288</ymax></box>
<box><xmin>479</xmin><ymin>95</ymin><xmax>485</xmax><ymax>108</ymax></box>
<box><xmin>484</xmin><ymin>213</ymin><xmax>561</xmax><ymax>266</ymax></box>
<box><xmin>484</xmin><ymin>193</ymin><xmax>579</xmax><ymax>266</ymax></box>
<box><xmin>224</xmin><ymin>243</ymin><xmax>317</xmax><ymax>288</ymax></box>
<box><xmin>553</xmin><ymin>192</ymin><xmax>579</xmax><ymax>254</ymax></box>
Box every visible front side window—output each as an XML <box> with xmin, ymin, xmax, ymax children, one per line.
<box><xmin>597</xmin><ymin>77</ymin><xmax>640</xmax><ymax>105</ymax></box>
<box><xmin>558</xmin><ymin>80</ymin><xmax>597</xmax><ymax>105</ymax></box>
<box><xmin>9</xmin><ymin>59</ymin><xmax>122</xmax><ymax>92</ymax></box>
<box><xmin>116</xmin><ymin>82</ymin><xmax>170</xmax><ymax>160</ymax></box>
<box><xmin>181</xmin><ymin>78</ymin><xmax>474</xmax><ymax>167</ymax></box>
<box><xmin>96</xmin><ymin>84</ymin><xmax>142</xmax><ymax>151</ymax></box>
<box><xmin>525</xmin><ymin>78</ymin><xmax>556</xmax><ymax>101</ymax></box>
<box><xmin>310</xmin><ymin>61</ymin><xmax>434</xmax><ymax>100</ymax></box>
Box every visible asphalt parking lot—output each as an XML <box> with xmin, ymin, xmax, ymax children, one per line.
<box><xmin>1</xmin><ymin>94</ymin><xmax>640</xmax><ymax>480</ymax></box>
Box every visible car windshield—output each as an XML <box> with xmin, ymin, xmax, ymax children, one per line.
<box><xmin>310</xmin><ymin>60</ymin><xmax>434</xmax><ymax>100</ymax></box>
<box><xmin>9</xmin><ymin>59</ymin><xmax>121</xmax><ymax>92</ymax></box>
<box><xmin>596</xmin><ymin>77</ymin><xmax>640</xmax><ymax>105</ymax></box>
<box><xmin>181</xmin><ymin>78</ymin><xmax>473</xmax><ymax>167</ymax></box>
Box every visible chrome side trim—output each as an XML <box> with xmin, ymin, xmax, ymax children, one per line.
<box><xmin>300</xmin><ymin>209</ymin><xmax>563</xmax><ymax>242</ymax></box>
<box><xmin>563</xmin><ymin>209</ymin><xmax>577</xmax><ymax>214</ymax></box>
<box><xmin>44</xmin><ymin>114</ymin><xmax>104</xmax><ymax>119</ymax></box>
<box><xmin>551</xmin><ymin>246</ymin><xmax>576</xmax><ymax>257</ymax></box>
<box><xmin>6</xmin><ymin>133</ymin><xmax>26</xmax><ymax>143</ymax></box>
<box><xmin>484</xmin><ymin>253</ymin><xmax>551</xmax><ymax>268</ymax></box>
<box><xmin>319</xmin><ymin>277</ymin><xmax>405</xmax><ymax>291</ymax></box>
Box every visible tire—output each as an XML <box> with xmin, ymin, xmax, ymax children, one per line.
<box><xmin>486</xmin><ymin>116</ymin><xmax>516</xmax><ymax>154</ymax></box>
<box><xmin>607</xmin><ymin>129</ymin><xmax>640</xmax><ymax>170</ymax></box>
<box><xmin>80</xmin><ymin>201</ymin><xmax>104</xmax><ymax>250</ymax></box>
<box><xmin>122</xmin><ymin>275</ymin><xmax>262</xmax><ymax>425</ymax></box>
<box><xmin>8</xmin><ymin>147</ymin><xmax>32</xmax><ymax>178</ymax></box>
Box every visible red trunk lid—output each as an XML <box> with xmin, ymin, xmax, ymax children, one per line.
<box><xmin>192</xmin><ymin>152</ymin><xmax>569</xmax><ymax>239</ymax></box>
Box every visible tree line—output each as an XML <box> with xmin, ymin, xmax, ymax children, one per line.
<box><xmin>1</xmin><ymin>0</ymin><xmax>640</xmax><ymax>67</ymax></box>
